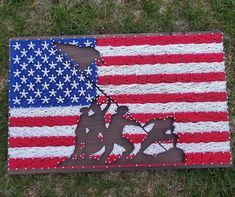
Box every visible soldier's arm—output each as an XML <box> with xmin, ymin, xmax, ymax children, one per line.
<box><xmin>102</xmin><ymin>98</ymin><xmax>111</xmax><ymax>114</ymax></box>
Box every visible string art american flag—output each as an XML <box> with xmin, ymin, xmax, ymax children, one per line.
<box><xmin>8</xmin><ymin>32</ymin><xmax>232</xmax><ymax>174</ymax></box>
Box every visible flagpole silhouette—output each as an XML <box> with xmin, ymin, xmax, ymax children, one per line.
<box><xmin>54</xmin><ymin>42</ymin><xmax>141</xmax><ymax>123</ymax></box>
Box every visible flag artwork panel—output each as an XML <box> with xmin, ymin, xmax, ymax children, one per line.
<box><xmin>8</xmin><ymin>32</ymin><xmax>232</xmax><ymax>174</ymax></box>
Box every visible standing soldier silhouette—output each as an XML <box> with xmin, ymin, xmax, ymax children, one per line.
<box><xmin>101</xmin><ymin>106</ymin><xmax>139</xmax><ymax>163</ymax></box>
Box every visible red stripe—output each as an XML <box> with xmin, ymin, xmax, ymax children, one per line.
<box><xmin>9</xmin><ymin>112</ymin><xmax>228</xmax><ymax>127</ymax></box>
<box><xmin>128</xmin><ymin>112</ymin><xmax>228</xmax><ymax>123</ymax></box>
<box><xmin>9</xmin><ymin>116</ymin><xmax>79</xmax><ymax>127</ymax></box>
<box><xmin>8</xmin><ymin>136</ymin><xmax>75</xmax><ymax>148</ymax></box>
<box><xmin>185</xmin><ymin>152</ymin><xmax>231</xmax><ymax>165</ymax></box>
<box><xmin>98</xmin><ymin>53</ymin><xmax>224</xmax><ymax>66</ymax></box>
<box><xmin>98</xmin><ymin>92</ymin><xmax>227</xmax><ymax>104</ymax></box>
<box><xmin>8</xmin><ymin>157</ymin><xmax>68</xmax><ymax>169</ymax></box>
<box><xmin>123</xmin><ymin>134</ymin><xmax>147</xmax><ymax>143</ymax></box>
<box><xmin>98</xmin><ymin>72</ymin><xmax>225</xmax><ymax>85</ymax></box>
<box><xmin>177</xmin><ymin>132</ymin><xmax>230</xmax><ymax>143</ymax></box>
<box><xmin>97</xmin><ymin>34</ymin><xmax>222</xmax><ymax>46</ymax></box>
<box><xmin>8</xmin><ymin>131</ymin><xmax>230</xmax><ymax>148</ymax></box>
<box><xmin>8</xmin><ymin>152</ymin><xmax>231</xmax><ymax>170</ymax></box>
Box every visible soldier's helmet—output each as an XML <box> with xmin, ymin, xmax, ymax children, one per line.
<box><xmin>80</xmin><ymin>107</ymin><xmax>90</xmax><ymax>114</ymax></box>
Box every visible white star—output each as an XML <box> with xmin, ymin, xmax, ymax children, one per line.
<box><xmin>63</xmin><ymin>74</ymin><xmax>71</xmax><ymax>82</ymax></box>
<box><xmin>69</xmin><ymin>40</ymin><xmax>79</xmax><ymax>45</ymax></box>
<box><xmin>78</xmin><ymin>87</ymin><xmax>86</xmax><ymax>96</ymax></box>
<box><xmin>13</xmin><ymin>97</ymin><xmax>21</xmax><ymax>104</ymax></box>
<box><xmin>56</xmin><ymin>67</ymin><xmax>64</xmax><ymax>76</ymax></box>
<box><xmin>13</xmin><ymin>55</ymin><xmax>21</xmax><ymax>64</ymax></box>
<box><xmin>49</xmin><ymin>74</ymin><xmax>57</xmax><ymax>82</ymax></box>
<box><xmin>56</xmin><ymin>96</ymin><xmax>64</xmax><ymax>103</ymax></box>
<box><xmin>34</xmin><ymin>89</ymin><xmax>42</xmax><ymax>97</ymax></box>
<box><xmin>20</xmin><ymin>75</ymin><xmax>27</xmax><ymax>84</ymax></box>
<box><xmin>49</xmin><ymin>61</ymin><xmax>57</xmax><ymax>69</ymax></box>
<box><xmin>71</xmin><ymin>67</ymin><xmax>77</xmax><ymax>76</ymax></box>
<box><xmin>20</xmin><ymin>48</ymin><xmax>28</xmax><ymax>57</ymax></box>
<box><xmin>49</xmin><ymin>89</ymin><xmax>57</xmax><ymax>97</ymax></box>
<box><xmin>34</xmin><ymin>61</ymin><xmax>42</xmax><ymax>70</ymax></box>
<box><xmin>27</xmin><ymin>82</ymin><xmax>35</xmax><ymax>91</ymax></box>
<box><xmin>85</xmin><ymin>94</ymin><xmax>94</xmax><ymax>102</ymax></box>
<box><xmin>56</xmin><ymin>81</ymin><xmax>64</xmax><ymax>90</ymax></box>
<box><xmin>13</xmin><ymin>42</ymin><xmax>21</xmax><ymax>50</ymax></box>
<box><xmin>85</xmin><ymin>67</ymin><xmax>93</xmax><ymax>75</ymax></box>
<box><xmin>78</xmin><ymin>74</ymin><xmax>85</xmax><ymax>81</ymax></box>
<box><xmin>56</xmin><ymin>54</ymin><xmax>63</xmax><ymax>62</ymax></box>
<box><xmin>41</xmin><ymin>82</ymin><xmax>49</xmax><ymax>90</ymax></box>
<box><xmin>27</xmin><ymin>96</ymin><xmax>35</xmax><ymax>104</ymax></box>
<box><xmin>41</xmin><ymin>96</ymin><xmax>50</xmax><ymax>103</ymax></box>
<box><xmin>41</xmin><ymin>54</ymin><xmax>49</xmax><ymax>63</ymax></box>
<box><xmin>71</xmin><ymin>80</ymin><xmax>79</xmax><ymax>89</ymax></box>
<box><xmin>20</xmin><ymin>62</ymin><xmax>28</xmax><ymax>70</ymax></box>
<box><xmin>34</xmin><ymin>75</ymin><xmax>42</xmax><ymax>83</ymax></box>
<box><xmin>34</xmin><ymin>48</ymin><xmax>42</xmax><ymax>56</ymax></box>
<box><xmin>84</xmin><ymin>40</ymin><xmax>92</xmax><ymax>47</ymax></box>
<box><xmin>28</xmin><ymin>69</ymin><xmax>35</xmax><ymax>76</ymax></box>
<box><xmin>42</xmin><ymin>68</ymin><xmax>50</xmax><ymax>77</ymax></box>
<box><xmin>85</xmin><ymin>80</ymin><xmax>93</xmax><ymax>90</ymax></box>
<box><xmin>12</xmin><ymin>82</ymin><xmax>21</xmax><ymax>92</ymax></box>
<box><xmin>27</xmin><ymin>55</ymin><xmax>35</xmax><ymax>63</ymax></box>
<box><xmin>71</xmin><ymin>95</ymin><xmax>79</xmax><ymax>102</ymax></box>
<box><xmin>63</xmin><ymin>61</ymin><xmax>70</xmax><ymax>69</ymax></box>
<box><xmin>63</xmin><ymin>88</ymin><xmax>72</xmax><ymax>97</ymax></box>
<box><xmin>19</xmin><ymin>89</ymin><xmax>28</xmax><ymax>98</ymax></box>
<box><xmin>13</xmin><ymin>69</ymin><xmax>21</xmax><ymax>77</ymax></box>
<box><xmin>42</xmin><ymin>41</ymin><xmax>49</xmax><ymax>50</ymax></box>
<box><xmin>28</xmin><ymin>41</ymin><xmax>35</xmax><ymax>50</ymax></box>
<box><xmin>49</xmin><ymin>47</ymin><xmax>56</xmax><ymax>56</ymax></box>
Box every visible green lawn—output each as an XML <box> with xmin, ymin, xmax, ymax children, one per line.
<box><xmin>0</xmin><ymin>0</ymin><xmax>235</xmax><ymax>196</ymax></box>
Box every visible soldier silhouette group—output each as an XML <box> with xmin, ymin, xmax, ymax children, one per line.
<box><xmin>56</xmin><ymin>42</ymin><xmax>184</xmax><ymax>167</ymax></box>
<box><xmin>67</xmin><ymin>97</ymin><xmax>179</xmax><ymax>164</ymax></box>
<box><xmin>70</xmin><ymin>98</ymin><xmax>138</xmax><ymax>162</ymax></box>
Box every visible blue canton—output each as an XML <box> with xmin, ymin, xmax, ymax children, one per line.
<box><xmin>9</xmin><ymin>37</ymin><xmax>97</xmax><ymax>108</ymax></box>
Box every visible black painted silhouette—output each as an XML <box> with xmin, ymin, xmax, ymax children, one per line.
<box><xmin>62</xmin><ymin>98</ymin><xmax>110</xmax><ymax>162</ymax></box>
<box><xmin>101</xmin><ymin>106</ymin><xmax>140</xmax><ymax>163</ymax></box>
<box><xmin>55</xmin><ymin>43</ymin><xmax>103</xmax><ymax>71</ymax></box>
<box><xmin>139</xmin><ymin>118</ymin><xmax>178</xmax><ymax>155</ymax></box>
<box><xmin>55</xmin><ymin>43</ymin><xmax>185</xmax><ymax>167</ymax></box>
<box><xmin>70</xmin><ymin>106</ymin><xmax>90</xmax><ymax>160</ymax></box>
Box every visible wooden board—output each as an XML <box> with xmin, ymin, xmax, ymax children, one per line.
<box><xmin>8</xmin><ymin>32</ymin><xmax>232</xmax><ymax>174</ymax></box>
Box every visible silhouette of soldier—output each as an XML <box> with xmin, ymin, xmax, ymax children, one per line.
<box><xmin>85</xmin><ymin>98</ymin><xmax>111</xmax><ymax>156</ymax></box>
<box><xmin>139</xmin><ymin>118</ymin><xmax>177</xmax><ymax>155</ymax></box>
<box><xmin>101</xmin><ymin>106</ymin><xmax>139</xmax><ymax>161</ymax></box>
<box><xmin>70</xmin><ymin>106</ymin><xmax>90</xmax><ymax>160</ymax></box>
<box><xmin>88</xmin><ymin>98</ymin><xmax>111</xmax><ymax>131</ymax></box>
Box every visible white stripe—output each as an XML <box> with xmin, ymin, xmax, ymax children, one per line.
<box><xmin>178</xmin><ymin>142</ymin><xmax>231</xmax><ymax>153</ymax></box>
<box><xmin>10</xmin><ymin>99</ymin><xmax>227</xmax><ymax>118</ymax></box>
<box><xmin>9</xmin><ymin>121</ymin><xmax>229</xmax><ymax>137</ymax></box>
<box><xmin>174</xmin><ymin>121</ymin><xmax>230</xmax><ymax>133</ymax></box>
<box><xmin>8</xmin><ymin>141</ymin><xmax>230</xmax><ymax>158</ymax></box>
<box><xmin>8</xmin><ymin>146</ymin><xmax>75</xmax><ymax>158</ymax></box>
<box><xmin>9</xmin><ymin>125</ymin><xmax>77</xmax><ymax>137</ymax></box>
<box><xmin>98</xmin><ymin>62</ymin><xmax>225</xmax><ymax>76</ymax></box>
<box><xmin>100</xmin><ymin>81</ymin><xmax>226</xmax><ymax>95</ymax></box>
<box><xmin>10</xmin><ymin>105</ymin><xmax>85</xmax><ymax>117</ymax></box>
<box><xmin>108</xmin><ymin>102</ymin><xmax>227</xmax><ymax>113</ymax></box>
<box><xmin>144</xmin><ymin>141</ymin><xmax>230</xmax><ymax>156</ymax></box>
<box><xmin>96</xmin><ymin>43</ymin><xmax>223</xmax><ymax>56</ymax></box>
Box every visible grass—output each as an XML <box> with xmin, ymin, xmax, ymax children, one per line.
<box><xmin>0</xmin><ymin>0</ymin><xmax>235</xmax><ymax>196</ymax></box>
